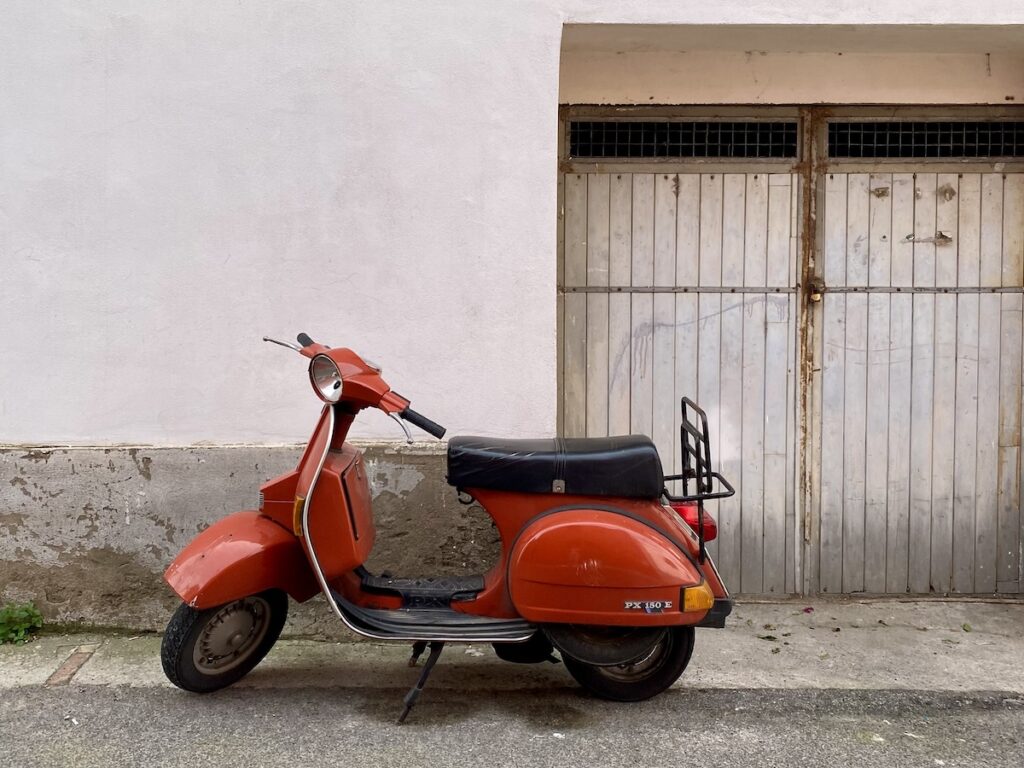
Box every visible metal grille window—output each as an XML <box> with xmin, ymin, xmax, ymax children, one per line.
<box><xmin>829</xmin><ymin>121</ymin><xmax>1024</xmax><ymax>159</ymax></box>
<box><xmin>569</xmin><ymin>121</ymin><xmax>799</xmax><ymax>159</ymax></box>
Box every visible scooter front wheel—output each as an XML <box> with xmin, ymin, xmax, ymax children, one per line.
<box><xmin>161</xmin><ymin>589</ymin><xmax>288</xmax><ymax>693</ymax></box>
<box><xmin>562</xmin><ymin>626</ymin><xmax>695</xmax><ymax>702</ymax></box>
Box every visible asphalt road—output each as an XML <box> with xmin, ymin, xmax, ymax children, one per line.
<box><xmin>3</xmin><ymin>684</ymin><xmax>1022</xmax><ymax>767</ymax></box>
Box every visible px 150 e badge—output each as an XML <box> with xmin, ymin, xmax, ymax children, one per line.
<box><xmin>624</xmin><ymin>600</ymin><xmax>672</xmax><ymax>613</ymax></box>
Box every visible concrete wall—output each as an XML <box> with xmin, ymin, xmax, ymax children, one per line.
<box><xmin>4</xmin><ymin>2</ymin><xmax>1024</xmax><ymax>625</ymax></box>
<box><xmin>1</xmin><ymin>444</ymin><xmax>498</xmax><ymax>635</ymax></box>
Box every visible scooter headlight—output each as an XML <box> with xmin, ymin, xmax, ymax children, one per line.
<box><xmin>309</xmin><ymin>355</ymin><xmax>343</xmax><ymax>403</ymax></box>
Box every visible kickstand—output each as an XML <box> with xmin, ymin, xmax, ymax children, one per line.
<box><xmin>397</xmin><ymin>641</ymin><xmax>444</xmax><ymax>724</ymax></box>
<box><xmin>408</xmin><ymin>640</ymin><xmax>428</xmax><ymax>667</ymax></box>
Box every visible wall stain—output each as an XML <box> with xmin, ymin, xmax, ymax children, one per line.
<box><xmin>20</xmin><ymin>450</ymin><xmax>52</xmax><ymax>463</ymax></box>
<box><xmin>128</xmin><ymin>448</ymin><xmax>153</xmax><ymax>481</ymax></box>
<box><xmin>0</xmin><ymin>512</ymin><xmax>27</xmax><ymax>535</ymax></box>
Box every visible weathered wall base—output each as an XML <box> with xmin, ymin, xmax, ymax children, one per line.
<box><xmin>0</xmin><ymin>444</ymin><xmax>498</xmax><ymax>636</ymax></box>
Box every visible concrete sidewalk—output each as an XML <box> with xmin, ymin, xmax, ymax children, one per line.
<box><xmin>4</xmin><ymin>600</ymin><xmax>1024</xmax><ymax>693</ymax></box>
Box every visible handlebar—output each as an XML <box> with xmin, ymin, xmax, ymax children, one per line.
<box><xmin>400</xmin><ymin>407</ymin><xmax>446</xmax><ymax>439</ymax></box>
<box><xmin>289</xmin><ymin>333</ymin><xmax>445</xmax><ymax>439</ymax></box>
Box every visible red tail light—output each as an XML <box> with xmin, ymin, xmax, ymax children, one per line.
<box><xmin>670</xmin><ymin>502</ymin><xmax>718</xmax><ymax>542</ymax></box>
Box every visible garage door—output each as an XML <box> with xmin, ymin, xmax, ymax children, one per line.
<box><xmin>559</xmin><ymin>108</ymin><xmax>1024</xmax><ymax>595</ymax></box>
<box><xmin>817</xmin><ymin>167</ymin><xmax>1024</xmax><ymax>595</ymax></box>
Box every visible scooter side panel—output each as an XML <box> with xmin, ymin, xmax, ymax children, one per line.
<box><xmin>508</xmin><ymin>509</ymin><xmax>708</xmax><ymax>626</ymax></box>
<box><xmin>302</xmin><ymin>449</ymin><xmax>375</xmax><ymax>581</ymax></box>
<box><xmin>164</xmin><ymin>510</ymin><xmax>319</xmax><ymax>609</ymax></box>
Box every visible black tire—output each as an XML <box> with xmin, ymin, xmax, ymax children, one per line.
<box><xmin>562</xmin><ymin>626</ymin><xmax>695</xmax><ymax>702</ymax></box>
<box><xmin>161</xmin><ymin>589</ymin><xmax>288</xmax><ymax>693</ymax></box>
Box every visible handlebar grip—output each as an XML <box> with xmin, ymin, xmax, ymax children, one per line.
<box><xmin>296</xmin><ymin>332</ymin><xmax>315</xmax><ymax>347</ymax></box>
<box><xmin>400</xmin><ymin>408</ymin><xmax>446</xmax><ymax>439</ymax></box>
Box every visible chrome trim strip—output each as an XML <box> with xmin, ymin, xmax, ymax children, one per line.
<box><xmin>302</xmin><ymin>406</ymin><xmax>533</xmax><ymax>643</ymax></box>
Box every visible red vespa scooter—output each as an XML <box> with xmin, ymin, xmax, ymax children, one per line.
<box><xmin>162</xmin><ymin>333</ymin><xmax>734</xmax><ymax>721</ymax></box>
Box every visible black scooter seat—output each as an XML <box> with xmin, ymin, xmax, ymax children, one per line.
<box><xmin>446</xmin><ymin>435</ymin><xmax>664</xmax><ymax>499</ymax></box>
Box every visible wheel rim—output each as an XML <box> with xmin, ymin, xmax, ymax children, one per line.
<box><xmin>593</xmin><ymin>634</ymin><xmax>671</xmax><ymax>683</ymax></box>
<box><xmin>192</xmin><ymin>596</ymin><xmax>271</xmax><ymax>675</ymax></box>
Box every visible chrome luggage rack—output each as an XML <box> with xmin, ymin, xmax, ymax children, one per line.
<box><xmin>662</xmin><ymin>397</ymin><xmax>736</xmax><ymax>563</ymax></box>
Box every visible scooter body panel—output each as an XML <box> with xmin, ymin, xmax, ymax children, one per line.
<box><xmin>301</xmin><ymin>446</ymin><xmax>375</xmax><ymax>581</ymax></box>
<box><xmin>507</xmin><ymin>508</ymin><xmax>707</xmax><ymax>626</ymax></box>
<box><xmin>164</xmin><ymin>510</ymin><xmax>319</xmax><ymax>609</ymax></box>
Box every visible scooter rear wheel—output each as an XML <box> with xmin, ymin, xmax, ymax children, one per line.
<box><xmin>562</xmin><ymin>626</ymin><xmax>695</xmax><ymax>702</ymax></box>
<box><xmin>161</xmin><ymin>589</ymin><xmax>288</xmax><ymax>693</ymax></box>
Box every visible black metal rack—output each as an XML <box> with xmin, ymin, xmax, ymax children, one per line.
<box><xmin>663</xmin><ymin>397</ymin><xmax>736</xmax><ymax>563</ymax></box>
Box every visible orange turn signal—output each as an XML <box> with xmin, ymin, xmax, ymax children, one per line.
<box><xmin>682</xmin><ymin>582</ymin><xmax>715</xmax><ymax>613</ymax></box>
<box><xmin>292</xmin><ymin>496</ymin><xmax>305</xmax><ymax>536</ymax></box>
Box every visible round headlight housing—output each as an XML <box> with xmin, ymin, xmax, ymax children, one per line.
<box><xmin>309</xmin><ymin>354</ymin><xmax>343</xmax><ymax>403</ymax></box>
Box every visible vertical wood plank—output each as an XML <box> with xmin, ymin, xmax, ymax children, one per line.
<box><xmin>564</xmin><ymin>173</ymin><xmax>588</xmax><ymax>287</ymax></box>
<box><xmin>585</xmin><ymin>175</ymin><xmax>610</xmax><ymax>438</ymax></box>
<box><xmin>997</xmin><ymin>293</ymin><xmax>1022</xmax><ymax>592</ymax></box>
<box><xmin>700</xmin><ymin>174</ymin><xmax>724</xmax><ymax>288</ymax></box>
<box><xmin>886</xmin><ymin>174</ymin><xmax>916</xmax><ymax>592</ymax></box>
<box><xmin>674</xmin><ymin>294</ymin><xmax>698</xmax><ymax>486</ymax></box>
<box><xmin>630</xmin><ymin>175</ymin><xmax>655</xmax><ymax>437</ymax></box>
<box><xmin>843</xmin><ymin>174</ymin><xmax>870</xmax><ymax>592</ymax></box>
<box><xmin>976</xmin><ymin>292</ymin><xmax>1001</xmax><ymax>592</ymax></box>
<box><xmin>975</xmin><ymin>174</ymin><xmax>1003</xmax><ymax>591</ymax></box>
<box><xmin>953</xmin><ymin>174</ymin><xmax>980</xmax><ymax>593</ymax></box>
<box><xmin>697</xmin><ymin>173</ymin><xmax>724</xmax><ymax>563</ymax></box>
<box><xmin>562</xmin><ymin>174</ymin><xmax>588</xmax><ymax>436</ymax></box>
<box><xmin>764</xmin><ymin>294</ymin><xmax>789</xmax><ymax>593</ymax></box>
<box><xmin>718</xmin><ymin>174</ymin><xmax>746</xmax><ymax>588</ymax></box>
<box><xmin>741</xmin><ymin>173</ymin><xmax>768</xmax><ymax>592</ymax></box>
<box><xmin>1007</xmin><ymin>176</ymin><xmax>1024</xmax><ymax>593</ymax></box>
<box><xmin>891</xmin><ymin>174</ymin><xmax>916</xmax><ymax>288</ymax></box>
<box><xmin>673</xmin><ymin>176</ymin><xmax>701</xmax><ymax>488</ymax></box>
<box><xmin>786</xmin><ymin>176</ymin><xmax>802</xmax><ymax>593</ymax></box>
<box><xmin>820</xmin><ymin>172</ymin><xmax>847</xmax><ymax>593</ymax></box>
<box><xmin>931</xmin><ymin>173</ymin><xmax>959</xmax><ymax>593</ymax></box>
<box><xmin>909</xmin><ymin>173</ymin><xmax>937</xmax><ymax>593</ymax></box>
<box><xmin>563</xmin><ymin>294</ymin><xmax>587</xmax><ymax>437</ymax></box>
<box><xmin>765</xmin><ymin>174</ymin><xmax>792</xmax><ymax>593</ymax></box>
<box><xmin>556</xmin><ymin>169</ymin><xmax>566</xmax><ymax>435</ymax></box>
<box><xmin>980</xmin><ymin>175</ymin><xmax>1004</xmax><ymax>288</ymax></box>
<box><xmin>767</xmin><ymin>175</ymin><xmax>792</xmax><ymax>287</ymax></box>
<box><xmin>786</xmin><ymin>176</ymin><xmax>800</xmax><ymax>593</ymax></box>
<box><xmin>652</xmin><ymin>174</ymin><xmax>677</xmax><ymax>467</ymax></box>
<box><xmin>864</xmin><ymin>173</ymin><xmax>892</xmax><ymax>593</ymax></box>
<box><xmin>608</xmin><ymin>174</ymin><xmax>633</xmax><ymax>436</ymax></box>
<box><xmin>1002</xmin><ymin>174</ymin><xmax>1024</xmax><ymax>287</ymax></box>
<box><xmin>698</xmin><ymin>293</ymin><xmax>723</xmax><ymax>565</ymax></box>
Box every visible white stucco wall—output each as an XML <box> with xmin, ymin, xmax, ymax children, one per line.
<box><xmin>3</xmin><ymin>1</ymin><xmax>1023</xmax><ymax>444</ymax></box>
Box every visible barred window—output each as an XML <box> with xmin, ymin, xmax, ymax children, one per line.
<box><xmin>570</xmin><ymin>121</ymin><xmax>799</xmax><ymax>159</ymax></box>
<box><xmin>829</xmin><ymin>121</ymin><xmax>1024</xmax><ymax>159</ymax></box>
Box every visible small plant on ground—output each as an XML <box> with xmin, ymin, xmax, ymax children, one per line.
<box><xmin>0</xmin><ymin>601</ymin><xmax>44</xmax><ymax>644</ymax></box>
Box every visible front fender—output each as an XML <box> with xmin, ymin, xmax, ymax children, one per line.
<box><xmin>164</xmin><ymin>511</ymin><xmax>319</xmax><ymax>609</ymax></box>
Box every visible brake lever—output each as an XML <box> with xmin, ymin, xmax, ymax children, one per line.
<box><xmin>388</xmin><ymin>412</ymin><xmax>413</xmax><ymax>445</ymax></box>
<box><xmin>262</xmin><ymin>336</ymin><xmax>302</xmax><ymax>352</ymax></box>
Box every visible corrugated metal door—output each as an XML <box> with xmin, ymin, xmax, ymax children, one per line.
<box><xmin>817</xmin><ymin>172</ymin><xmax>1024</xmax><ymax>594</ymax></box>
<box><xmin>561</xmin><ymin>171</ymin><xmax>800</xmax><ymax>594</ymax></box>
